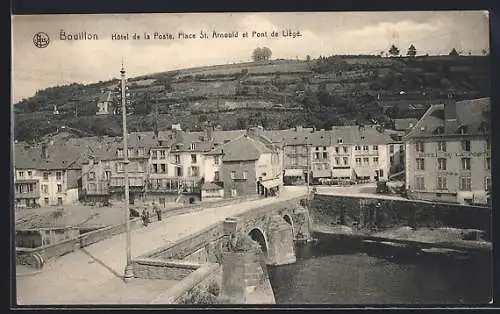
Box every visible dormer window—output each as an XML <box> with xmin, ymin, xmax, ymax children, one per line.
<box><xmin>459</xmin><ymin>126</ymin><xmax>468</xmax><ymax>135</ymax></box>
<box><xmin>116</xmin><ymin>148</ymin><xmax>123</xmax><ymax>158</ymax></box>
<box><xmin>337</xmin><ymin>138</ymin><xmax>343</xmax><ymax>144</ymax></box>
<box><xmin>479</xmin><ymin>122</ymin><xmax>489</xmax><ymax>134</ymax></box>
<box><xmin>434</xmin><ymin>126</ymin><xmax>445</xmax><ymax>135</ymax></box>
<box><xmin>176</xmin><ymin>145</ymin><xmax>181</xmax><ymax>150</ymax></box>
<box><xmin>191</xmin><ymin>143</ymin><xmax>196</xmax><ymax>150</ymax></box>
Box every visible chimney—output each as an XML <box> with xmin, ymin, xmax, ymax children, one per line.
<box><xmin>444</xmin><ymin>93</ymin><xmax>457</xmax><ymax>132</ymax></box>
<box><xmin>41</xmin><ymin>143</ymin><xmax>49</xmax><ymax>159</ymax></box>
<box><xmin>444</xmin><ymin>93</ymin><xmax>457</xmax><ymax>121</ymax></box>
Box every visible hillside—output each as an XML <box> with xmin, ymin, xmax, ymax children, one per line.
<box><xmin>13</xmin><ymin>55</ymin><xmax>490</xmax><ymax>142</ymax></box>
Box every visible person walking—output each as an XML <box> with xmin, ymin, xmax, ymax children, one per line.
<box><xmin>141</xmin><ymin>208</ymin><xmax>148</xmax><ymax>226</ymax></box>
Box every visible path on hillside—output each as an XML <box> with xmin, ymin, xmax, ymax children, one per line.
<box><xmin>16</xmin><ymin>188</ymin><xmax>306</xmax><ymax>305</ymax></box>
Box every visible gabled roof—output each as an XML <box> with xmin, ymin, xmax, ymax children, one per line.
<box><xmin>221</xmin><ymin>135</ymin><xmax>273</xmax><ymax>162</ymax></box>
<box><xmin>393</xmin><ymin>118</ymin><xmax>418</xmax><ymax>131</ymax></box>
<box><xmin>264</xmin><ymin>128</ymin><xmax>330</xmax><ymax>146</ymax></box>
<box><xmin>405</xmin><ymin>97</ymin><xmax>490</xmax><ymax>139</ymax></box>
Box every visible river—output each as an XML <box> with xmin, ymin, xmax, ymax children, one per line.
<box><xmin>268</xmin><ymin>238</ymin><xmax>492</xmax><ymax>305</ymax></box>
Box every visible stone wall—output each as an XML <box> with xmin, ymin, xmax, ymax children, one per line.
<box><xmin>311</xmin><ymin>195</ymin><xmax>492</xmax><ymax>240</ymax></box>
<box><xmin>132</xmin><ymin>258</ymin><xmax>199</xmax><ymax>280</ymax></box>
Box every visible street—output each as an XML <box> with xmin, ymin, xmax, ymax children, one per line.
<box><xmin>16</xmin><ymin>187</ymin><xmax>306</xmax><ymax>305</ymax></box>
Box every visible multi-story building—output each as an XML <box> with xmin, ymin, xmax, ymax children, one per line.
<box><xmin>404</xmin><ymin>97</ymin><xmax>491</xmax><ymax>205</ymax></box>
<box><xmin>219</xmin><ymin>133</ymin><xmax>282</xmax><ymax>198</ymax></box>
<box><xmin>14</xmin><ymin>141</ymin><xmax>82</xmax><ymax>207</ymax></box>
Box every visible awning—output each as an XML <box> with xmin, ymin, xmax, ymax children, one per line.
<box><xmin>312</xmin><ymin>169</ymin><xmax>331</xmax><ymax>178</ymax></box>
<box><xmin>331</xmin><ymin>168</ymin><xmax>353</xmax><ymax>178</ymax></box>
<box><xmin>261</xmin><ymin>178</ymin><xmax>282</xmax><ymax>189</ymax></box>
<box><xmin>284</xmin><ymin>169</ymin><xmax>304</xmax><ymax>177</ymax></box>
<box><xmin>353</xmin><ymin>167</ymin><xmax>375</xmax><ymax>178</ymax></box>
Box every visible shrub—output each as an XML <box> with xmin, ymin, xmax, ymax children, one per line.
<box><xmin>180</xmin><ymin>287</ymin><xmax>221</xmax><ymax>304</ymax></box>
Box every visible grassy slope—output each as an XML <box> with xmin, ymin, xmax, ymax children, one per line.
<box><xmin>13</xmin><ymin>56</ymin><xmax>490</xmax><ymax>141</ymax></box>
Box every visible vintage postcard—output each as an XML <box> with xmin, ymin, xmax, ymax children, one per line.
<box><xmin>12</xmin><ymin>11</ymin><xmax>492</xmax><ymax>306</ymax></box>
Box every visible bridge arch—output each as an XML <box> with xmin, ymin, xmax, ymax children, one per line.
<box><xmin>283</xmin><ymin>214</ymin><xmax>294</xmax><ymax>236</ymax></box>
<box><xmin>248</xmin><ymin>227</ymin><xmax>269</xmax><ymax>256</ymax></box>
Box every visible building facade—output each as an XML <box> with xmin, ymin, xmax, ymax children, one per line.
<box><xmin>405</xmin><ymin>97</ymin><xmax>491</xmax><ymax>205</ymax></box>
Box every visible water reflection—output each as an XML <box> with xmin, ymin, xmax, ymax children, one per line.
<box><xmin>268</xmin><ymin>238</ymin><xmax>492</xmax><ymax>305</ymax></box>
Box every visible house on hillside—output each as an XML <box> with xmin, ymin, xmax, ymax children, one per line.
<box><xmin>404</xmin><ymin>96</ymin><xmax>491</xmax><ymax>205</ymax></box>
<box><xmin>96</xmin><ymin>91</ymin><xmax>113</xmax><ymax>115</ymax></box>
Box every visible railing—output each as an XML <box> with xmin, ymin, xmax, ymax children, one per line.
<box><xmin>16</xmin><ymin>195</ymin><xmax>260</xmax><ymax>269</ymax></box>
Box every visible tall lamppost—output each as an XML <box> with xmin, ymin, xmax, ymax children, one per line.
<box><xmin>121</xmin><ymin>62</ymin><xmax>134</xmax><ymax>281</ymax></box>
<box><xmin>305</xmin><ymin>136</ymin><xmax>311</xmax><ymax>200</ymax></box>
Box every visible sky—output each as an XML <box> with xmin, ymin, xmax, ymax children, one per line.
<box><xmin>12</xmin><ymin>11</ymin><xmax>489</xmax><ymax>103</ymax></box>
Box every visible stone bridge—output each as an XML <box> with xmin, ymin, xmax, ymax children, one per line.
<box><xmin>222</xmin><ymin>197</ymin><xmax>312</xmax><ymax>266</ymax></box>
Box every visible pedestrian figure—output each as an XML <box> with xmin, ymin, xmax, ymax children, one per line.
<box><xmin>141</xmin><ymin>208</ymin><xmax>148</xmax><ymax>226</ymax></box>
<box><xmin>156</xmin><ymin>206</ymin><xmax>162</xmax><ymax>221</ymax></box>
<box><xmin>146</xmin><ymin>208</ymin><xmax>151</xmax><ymax>225</ymax></box>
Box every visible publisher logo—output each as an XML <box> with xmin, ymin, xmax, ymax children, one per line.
<box><xmin>33</xmin><ymin>32</ymin><xmax>50</xmax><ymax>48</ymax></box>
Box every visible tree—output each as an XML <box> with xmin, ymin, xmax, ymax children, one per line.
<box><xmin>449</xmin><ymin>48</ymin><xmax>459</xmax><ymax>56</ymax></box>
<box><xmin>388</xmin><ymin>45</ymin><xmax>400</xmax><ymax>57</ymax></box>
<box><xmin>252</xmin><ymin>47</ymin><xmax>272</xmax><ymax>62</ymax></box>
<box><xmin>407</xmin><ymin>44</ymin><xmax>417</xmax><ymax>57</ymax></box>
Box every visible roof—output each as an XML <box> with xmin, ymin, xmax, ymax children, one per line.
<box><xmin>393</xmin><ymin>118</ymin><xmax>418</xmax><ymax>131</ymax></box>
<box><xmin>201</xmin><ymin>182</ymin><xmax>223</xmax><ymax>190</ymax></box>
<box><xmin>221</xmin><ymin>135</ymin><xmax>273</xmax><ymax>162</ymax></box>
<box><xmin>170</xmin><ymin>129</ymin><xmax>245</xmax><ymax>153</ymax></box>
<box><xmin>264</xmin><ymin>128</ymin><xmax>330</xmax><ymax>146</ymax></box>
<box><xmin>405</xmin><ymin>97</ymin><xmax>490</xmax><ymax>139</ymax></box>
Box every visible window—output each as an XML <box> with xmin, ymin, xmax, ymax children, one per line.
<box><xmin>315</xmin><ymin>147</ymin><xmax>319</xmax><ymax>151</ymax></box>
<box><xmin>416</xmin><ymin>142</ymin><xmax>424</xmax><ymax>153</ymax></box>
<box><xmin>438</xmin><ymin>141</ymin><xmax>447</xmax><ymax>152</ymax></box>
<box><xmin>373</xmin><ymin>145</ymin><xmax>378</xmax><ymax>151</ymax></box>
<box><xmin>153</xmin><ymin>164</ymin><xmax>158</xmax><ymax>173</ymax></box>
<box><xmin>43</xmin><ymin>172</ymin><xmax>49</xmax><ymax>181</ymax></box>
<box><xmin>379</xmin><ymin>170</ymin><xmax>384</xmax><ymax>178</ymax></box>
<box><xmin>461</xmin><ymin>140</ymin><xmax>471</xmax><ymax>152</ymax></box>
<box><xmin>322</xmin><ymin>152</ymin><xmax>327</xmax><ymax>159</ymax></box>
<box><xmin>117</xmin><ymin>163</ymin><xmax>124</xmax><ymax>172</ymax></box>
<box><xmin>57</xmin><ymin>184</ymin><xmax>62</xmax><ymax>193</ymax></box>
<box><xmin>137</xmin><ymin>148</ymin><xmax>144</xmax><ymax>157</ymax></box>
<box><xmin>335</xmin><ymin>157</ymin><xmax>340</xmax><ymax>165</ymax></box>
<box><xmin>315</xmin><ymin>152</ymin><xmax>320</xmax><ymax>160</ymax></box>
<box><xmin>363</xmin><ymin>157</ymin><xmax>369</xmax><ymax>165</ymax></box>
<box><xmin>190</xmin><ymin>143</ymin><xmax>196</xmax><ymax>150</ymax></box>
<box><xmin>337</xmin><ymin>138</ymin><xmax>343</xmax><ymax>144</ymax></box>
<box><xmin>128</xmin><ymin>148</ymin><xmax>134</xmax><ymax>158</ymax></box>
<box><xmin>138</xmin><ymin>162</ymin><xmax>144</xmax><ymax>172</ymax></box>
<box><xmin>161</xmin><ymin>164</ymin><xmax>166</xmax><ymax>173</ymax></box>
<box><xmin>18</xmin><ymin>171</ymin><xmax>24</xmax><ymax>177</ymax></box>
<box><xmin>174</xmin><ymin>155</ymin><xmax>181</xmax><ymax>164</ymax></box>
<box><xmin>214</xmin><ymin>171</ymin><xmax>220</xmax><ymax>182</ymax></box>
<box><xmin>44</xmin><ymin>198</ymin><xmax>49</xmax><ymax>205</ymax></box>
<box><xmin>355</xmin><ymin>145</ymin><xmax>361</xmax><ymax>151</ymax></box>
<box><xmin>485</xmin><ymin>177</ymin><xmax>491</xmax><ymax>191</ymax></box>
<box><xmin>486</xmin><ymin>138</ymin><xmax>490</xmax><ymax>150</ymax></box>
<box><xmin>343</xmin><ymin>146</ymin><xmax>348</xmax><ymax>153</ymax></box>
<box><xmin>416</xmin><ymin>158</ymin><xmax>425</xmax><ymax>171</ymax></box>
<box><xmin>88</xmin><ymin>172</ymin><xmax>95</xmax><ymax>180</ymax></box>
<box><xmin>88</xmin><ymin>183</ymin><xmax>97</xmax><ymax>192</ymax></box>
<box><xmin>105</xmin><ymin>171</ymin><xmax>111</xmax><ymax>180</ymax></box>
<box><xmin>373</xmin><ymin>157</ymin><xmax>379</xmax><ymax>165</ymax></box>
<box><xmin>438</xmin><ymin>158</ymin><xmax>447</xmax><ymax>171</ymax></box>
<box><xmin>390</xmin><ymin>156</ymin><xmax>394</xmax><ymax>164</ymax></box>
<box><xmin>459</xmin><ymin>176</ymin><xmax>472</xmax><ymax>191</ymax></box>
<box><xmin>355</xmin><ymin>158</ymin><xmax>362</xmax><ymax>166</ymax></box>
<box><xmin>363</xmin><ymin>145</ymin><xmax>369</xmax><ymax>151</ymax></box>
<box><xmin>175</xmin><ymin>167</ymin><xmax>182</xmax><ymax>177</ymax></box>
<box><xmin>461</xmin><ymin>158</ymin><xmax>471</xmax><ymax>170</ymax></box>
<box><xmin>157</xmin><ymin>150</ymin><xmax>164</xmax><ymax>159</ymax></box>
<box><xmin>152</xmin><ymin>151</ymin><xmax>158</xmax><ymax>159</ymax></box>
<box><xmin>42</xmin><ymin>184</ymin><xmax>48</xmax><ymax>194</ymax></box>
<box><xmin>399</xmin><ymin>145</ymin><xmax>404</xmax><ymax>151</ymax></box>
<box><xmin>460</xmin><ymin>126</ymin><xmax>468</xmax><ymax>135</ymax></box>
<box><xmin>28</xmin><ymin>171</ymin><xmax>32</xmax><ymax>177</ymax></box>
<box><xmin>27</xmin><ymin>184</ymin><xmax>33</xmax><ymax>193</ymax></box>
<box><xmin>485</xmin><ymin>158</ymin><xmax>491</xmax><ymax>170</ymax></box>
<box><xmin>389</xmin><ymin>145</ymin><xmax>394</xmax><ymax>154</ymax></box>
<box><xmin>191</xmin><ymin>154</ymin><xmax>197</xmax><ymax>164</ymax></box>
<box><xmin>343</xmin><ymin>157</ymin><xmax>349</xmax><ymax>165</ymax></box>
<box><xmin>243</xmin><ymin>171</ymin><xmax>248</xmax><ymax>179</ymax></box>
<box><xmin>437</xmin><ymin>176</ymin><xmax>447</xmax><ymax>190</ymax></box>
<box><xmin>231</xmin><ymin>171</ymin><xmax>236</xmax><ymax>179</ymax></box>
<box><xmin>415</xmin><ymin>177</ymin><xmax>425</xmax><ymax>190</ymax></box>
<box><xmin>190</xmin><ymin>166</ymin><xmax>199</xmax><ymax>177</ymax></box>
<box><xmin>117</xmin><ymin>149</ymin><xmax>123</xmax><ymax>158</ymax></box>
<box><xmin>57</xmin><ymin>197</ymin><xmax>63</xmax><ymax>205</ymax></box>
<box><xmin>335</xmin><ymin>147</ymin><xmax>339</xmax><ymax>154</ymax></box>
<box><xmin>56</xmin><ymin>171</ymin><xmax>62</xmax><ymax>181</ymax></box>
<box><xmin>323</xmin><ymin>146</ymin><xmax>327</xmax><ymax>151</ymax></box>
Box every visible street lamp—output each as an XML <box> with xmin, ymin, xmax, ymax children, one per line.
<box><xmin>121</xmin><ymin>62</ymin><xmax>134</xmax><ymax>281</ymax></box>
<box><xmin>305</xmin><ymin>136</ymin><xmax>311</xmax><ymax>200</ymax></box>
